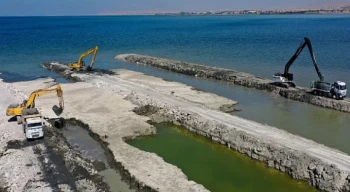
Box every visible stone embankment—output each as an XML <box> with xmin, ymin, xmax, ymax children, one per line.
<box><xmin>116</xmin><ymin>54</ymin><xmax>350</xmax><ymax>113</ymax></box>
<box><xmin>41</xmin><ymin>62</ymin><xmax>350</xmax><ymax>192</ymax></box>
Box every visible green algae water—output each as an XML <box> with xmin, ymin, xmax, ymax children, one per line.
<box><xmin>128</xmin><ymin>123</ymin><xmax>319</xmax><ymax>192</ymax></box>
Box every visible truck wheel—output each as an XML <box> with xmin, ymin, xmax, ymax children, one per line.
<box><xmin>281</xmin><ymin>83</ymin><xmax>288</xmax><ymax>89</ymax></box>
<box><xmin>313</xmin><ymin>90</ymin><xmax>317</xmax><ymax>95</ymax></box>
<box><xmin>333</xmin><ymin>94</ymin><xmax>340</xmax><ymax>100</ymax></box>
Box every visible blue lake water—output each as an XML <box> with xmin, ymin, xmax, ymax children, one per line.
<box><xmin>1</xmin><ymin>15</ymin><xmax>350</xmax><ymax>154</ymax></box>
<box><xmin>1</xmin><ymin>15</ymin><xmax>349</xmax><ymax>86</ymax></box>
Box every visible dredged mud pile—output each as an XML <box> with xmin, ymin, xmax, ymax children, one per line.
<box><xmin>116</xmin><ymin>54</ymin><xmax>350</xmax><ymax>113</ymax></box>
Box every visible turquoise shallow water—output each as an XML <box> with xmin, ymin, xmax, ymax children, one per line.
<box><xmin>1</xmin><ymin>15</ymin><xmax>350</xmax><ymax>154</ymax></box>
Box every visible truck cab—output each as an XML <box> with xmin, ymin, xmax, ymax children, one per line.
<box><xmin>23</xmin><ymin>117</ymin><xmax>44</xmax><ymax>139</ymax></box>
<box><xmin>333</xmin><ymin>81</ymin><xmax>347</xmax><ymax>99</ymax></box>
<box><xmin>21</xmin><ymin>108</ymin><xmax>44</xmax><ymax>140</ymax></box>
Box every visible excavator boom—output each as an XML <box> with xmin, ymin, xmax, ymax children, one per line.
<box><xmin>283</xmin><ymin>37</ymin><xmax>324</xmax><ymax>82</ymax></box>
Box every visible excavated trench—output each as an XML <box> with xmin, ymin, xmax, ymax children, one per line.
<box><xmin>53</xmin><ymin>118</ymin><xmax>137</xmax><ymax>192</ymax></box>
<box><xmin>2</xmin><ymin>121</ymin><xmax>110</xmax><ymax>191</ymax></box>
<box><xmin>57</xmin><ymin>118</ymin><xmax>159</xmax><ymax>192</ymax></box>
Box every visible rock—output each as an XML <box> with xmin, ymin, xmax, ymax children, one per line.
<box><xmin>267</xmin><ymin>160</ymin><xmax>274</xmax><ymax>168</ymax></box>
<box><xmin>275</xmin><ymin>164</ymin><xmax>280</xmax><ymax>170</ymax></box>
<box><xmin>280</xmin><ymin>166</ymin><xmax>286</xmax><ymax>172</ymax></box>
<box><xmin>253</xmin><ymin>147</ymin><xmax>262</xmax><ymax>154</ymax></box>
<box><xmin>322</xmin><ymin>172</ymin><xmax>333</xmax><ymax>181</ymax></box>
<box><xmin>347</xmin><ymin>175</ymin><xmax>350</xmax><ymax>180</ymax></box>
<box><xmin>315</xmin><ymin>165</ymin><xmax>324</xmax><ymax>175</ymax></box>
<box><xmin>285</xmin><ymin>160</ymin><xmax>292</xmax><ymax>168</ymax></box>
<box><xmin>308</xmin><ymin>163</ymin><xmax>317</xmax><ymax>170</ymax></box>
<box><xmin>219</xmin><ymin>104</ymin><xmax>241</xmax><ymax>113</ymax></box>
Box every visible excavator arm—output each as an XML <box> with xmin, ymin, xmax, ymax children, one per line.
<box><xmin>25</xmin><ymin>84</ymin><xmax>64</xmax><ymax>109</ymax></box>
<box><xmin>86</xmin><ymin>46</ymin><xmax>98</xmax><ymax>71</ymax></box>
<box><xmin>283</xmin><ymin>37</ymin><xmax>324</xmax><ymax>82</ymax></box>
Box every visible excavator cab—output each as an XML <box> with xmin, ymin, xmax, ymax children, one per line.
<box><xmin>273</xmin><ymin>72</ymin><xmax>295</xmax><ymax>88</ymax></box>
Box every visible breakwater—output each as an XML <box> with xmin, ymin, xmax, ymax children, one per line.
<box><xmin>116</xmin><ymin>54</ymin><xmax>350</xmax><ymax>113</ymax></box>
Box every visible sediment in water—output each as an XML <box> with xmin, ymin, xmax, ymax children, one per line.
<box><xmin>116</xmin><ymin>54</ymin><xmax>350</xmax><ymax>113</ymax></box>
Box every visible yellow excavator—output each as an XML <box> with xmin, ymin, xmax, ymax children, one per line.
<box><xmin>6</xmin><ymin>84</ymin><xmax>64</xmax><ymax>120</ymax></box>
<box><xmin>69</xmin><ymin>46</ymin><xmax>98</xmax><ymax>71</ymax></box>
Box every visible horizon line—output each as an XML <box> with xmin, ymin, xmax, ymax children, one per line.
<box><xmin>1</xmin><ymin>5</ymin><xmax>349</xmax><ymax>17</ymax></box>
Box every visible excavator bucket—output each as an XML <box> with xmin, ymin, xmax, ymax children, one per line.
<box><xmin>53</xmin><ymin>86</ymin><xmax>64</xmax><ymax>116</ymax></box>
<box><xmin>52</xmin><ymin>105</ymin><xmax>63</xmax><ymax>116</ymax></box>
<box><xmin>52</xmin><ymin>97</ymin><xmax>64</xmax><ymax>116</ymax></box>
<box><xmin>86</xmin><ymin>66</ymin><xmax>92</xmax><ymax>71</ymax></box>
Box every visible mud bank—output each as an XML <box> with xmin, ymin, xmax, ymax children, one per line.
<box><xmin>116</xmin><ymin>54</ymin><xmax>350</xmax><ymax>113</ymax></box>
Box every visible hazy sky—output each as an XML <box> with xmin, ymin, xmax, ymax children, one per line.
<box><xmin>0</xmin><ymin>0</ymin><xmax>346</xmax><ymax>16</ymax></box>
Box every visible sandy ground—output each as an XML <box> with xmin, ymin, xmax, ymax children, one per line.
<box><xmin>0</xmin><ymin>80</ymin><xmax>54</xmax><ymax>191</ymax></box>
<box><xmin>11</xmin><ymin>78</ymin><xmax>218</xmax><ymax>191</ymax></box>
<box><xmin>114</xmin><ymin>69</ymin><xmax>238</xmax><ymax>110</ymax></box>
<box><xmin>4</xmin><ymin>66</ymin><xmax>350</xmax><ymax>191</ymax></box>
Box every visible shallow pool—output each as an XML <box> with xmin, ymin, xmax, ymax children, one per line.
<box><xmin>128</xmin><ymin>123</ymin><xmax>319</xmax><ymax>192</ymax></box>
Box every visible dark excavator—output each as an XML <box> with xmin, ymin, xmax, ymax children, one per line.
<box><xmin>273</xmin><ymin>37</ymin><xmax>324</xmax><ymax>88</ymax></box>
<box><xmin>273</xmin><ymin>37</ymin><xmax>347</xmax><ymax>99</ymax></box>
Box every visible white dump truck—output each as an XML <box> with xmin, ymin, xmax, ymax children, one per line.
<box><xmin>20</xmin><ymin>108</ymin><xmax>44</xmax><ymax>139</ymax></box>
<box><xmin>310</xmin><ymin>81</ymin><xmax>347</xmax><ymax>99</ymax></box>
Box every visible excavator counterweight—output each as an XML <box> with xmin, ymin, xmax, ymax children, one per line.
<box><xmin>69</xmin><ymin>46</ymin><xmax>98</xmax><ymax>71</ymax></box>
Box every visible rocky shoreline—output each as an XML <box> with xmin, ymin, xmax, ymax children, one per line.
<box><xmin>116</xmin><ymin>54</ymin><xmax>350</xmax><ymax>113</ymax></box>
<box><xmin>40</xmin><ymin>61</ymin><xmax>350</xmax><ymax>192</ymax></box>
